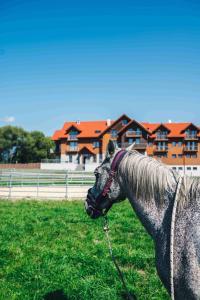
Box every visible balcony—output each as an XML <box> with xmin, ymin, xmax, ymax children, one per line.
<box><xmin>68</xmin><ymin>135</ymin><xmax>78</xmax><ymax>141</ymax></box>
<box><xmin>154</xmin><ymin>146</ymin><xmax>168</xmax><ymax>152</ymax></box>
<box><xmin>126</xmin><ymin>131</ymin><xmax>142</xmax><ymax>137</ymax></box>
<box><xmin>155</xmin><ymin>134</ymin><xmax>168</xmax><ymax>141</ymax></box>
<box><xmin>133</xmin><ymin>142</ymin><xmax>147</xmax><ymax>149</ymax></box>
<box><xmin>183</xmin><ymin>146</ymin><xmax>198</xmax><ymax>152</ymax></box>
<box><xmin>67</xmin><ymin>146</ymin><xmax>79</xmax><ymax>152</ymax></box>
<box><xmin>120</xmin><ymin>142</ymin><xmax>147</xmax><ymax>149</ymax></box>
<box><xmin>184</xmin><ymin>134</ymin><xmax>198</xmax><ymax>140</ymax></box>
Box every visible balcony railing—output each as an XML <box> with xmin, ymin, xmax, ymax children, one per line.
<box><xmin>184</xmin><ymin>146</ymin><xmax>198</xmax><ymax>152</ymax></box>
<box><xmin>133</xmin><ymin>143</ymin><xmax>147</xmax><ymax>149</ymax></box>
<box><xmin>126</xmin><ymin>131</ymin><xmax>142</xmax><ymax>137</ymax></box>
<box><xmin>68</xmin><ymin>135</ymin><xmax>78</xmax><ymax>141</ymax></box>
<box><xmin>155</xmin><ymin>134</ymin><xmax>168</xmax><ymax>140</ymax></box>
<box><xmin>154</xmin><ymin>146</ymin><xmax>168</xmax><ymax>152</ymax></box>
<box><xmin>120</xmin><ymin>142</ymin><xmax>147</xmax><ymax>149</ymax></box>
<box><xmin>184</xmin><ymin>134</ymin><xmax>198</xmax><ymax>140</ymax></box>
<box><xmin>67</xmin><ymin>146</ymin><xmax>79</xmax><ymax>152</ymax></box>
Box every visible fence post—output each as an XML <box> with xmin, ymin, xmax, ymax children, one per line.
<box><xmin>9</xmin><ymin>173</ymin><xmax>12</xmax><ymax>198</ymax></box>
<box><xmin>65</xmin><ymin>171</ymin><xmax>68</xmax><ymax>200</ymax></box>
<box><xmin>37</xmin><ymin>174</ymin><xmax>40</xmax><ymax>198</ymax></box>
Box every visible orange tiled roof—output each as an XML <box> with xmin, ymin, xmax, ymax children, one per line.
<box><xmin>52</xmin><ymin>119</ymin><xmax>200</xmax><ymax>141</ymax></box>
<box><xmin>79</xmin><ymin>145</ymin><xmax>96</xmax><ymax>154</ymax></box>
<box><xmin>142</xmin><ymin>123</ymin><xmax>162</xmax><ymax>133</ymax></box>
<box><xmin>52</xmin><ymin>120</ymin><xmax>113</xmax><ymax>141</ymax></box>
<box><xmin>118</xmin><ymin>119</ymin><xmax>151</xmax><ymax>135</ymax></box>
<box><xmin>142</xmin><ymin>122</ymin><xmax>199</xmax><ymax>138</ymax></box>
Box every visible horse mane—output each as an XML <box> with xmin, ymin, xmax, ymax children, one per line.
<box><xmin>119</xmin><ymin>150</ymin><xmax>200</xmax><ymax>208</ymax></box>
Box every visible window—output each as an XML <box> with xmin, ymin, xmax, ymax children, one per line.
<box><xmin>93</xmin><ymin>155</ymin><xmax>97</xmax><ymax>163</ymax></box>
<box><xmin>69</xmin><ymin>141</ymin><xmax>78</xmax><ymax>150</ymax></box>
<box><xmin>178</xmin><ymin>154</ymin><xmax>183</xmax><ymax>158</ymax></box>
<box><xmin>172</xmin><ymin>154</ymin><xmax>177</xmax><ymax>158</ymax></box>
<box><xmin>69</xmin><ymin>154</ymin><xmax>73</xmax><ymax>163</ymax></box>
<box><xmin>122</xmin><ymin>119</ymin><xmax>128</xmax><ymax>125</ymax></box>
<box><xmin>111</xmin><ymin>129</ymin><xmax>117</xmax><ymax>137</ymax></box>
<box><xmin>172</xmin><ymin>167</ymin><xmax>176</xmax><ymax>170</ymax></box>
<box><xmin>178</xmin><ymin>141</ymin><xmax>182</xmax><ymax>147</ymax></box>
<box><xmin>178</xmin><ymin>167</ymin><xmax>183</xmax><ymax>170</ymax></box>
<box><xmin>187</xmin><ymin>167</ymin><xmax>191</xmax><ymax>170</ymax></box>
<box><xmin>135</xmin><ymin>128</ymin><xmax>142</xmax><ymax>135</ymax></box>
<box><xmin>172</xmin><ymin>142</ymin><xmax>177</xmax><ymax>147</ymax></box>
<box><xmin>148</xmin><ymin>142</ymin><xmax>153</xmax><ymax>146</ymax></box>
<box><xmin>135</xmin><ymin>138</ymin><xmax>140</xmax><ymax>144</ymax></box>
<box><xmin>68</xmin><ymin>129</ymin><xmax>78</xmax><ymax>140</ymax></box>
<box><xmin>128</xmin><ymin>138</ymin><xmax>134</xmax><ymax>144</ymax></box>
<box><xmin>185</xmin><ymin>129</ymin><xmax>197</xmax><ymax>138</ymax></box>
<box><xmin>93</xmin><ymin>141</ymin><xmax>100</xmax><ymax>148</ymax></box>
<box><xmin>193</xmin><ymin>167</ymin><xmax>197</xmax><ymax>170</ymax></box>
<box><xmin>186</xmin><ymin>153</ymin><xmax>191</xmax><ymax>158</ymax></box>
<box><xmin>191</xmin><ymin>153</ymin><xmax>197</xmax><ymax>158</ymax></box>
<box><xmin>156</xmin><ymin>130</ymin><xmax>168</xmax><ymax>139</ymax></box>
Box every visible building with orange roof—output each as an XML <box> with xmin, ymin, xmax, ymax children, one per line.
<box><xmin>52</xmin><ymin>115</ymin><xmax>200</xmax><ymax>175</ymax></box>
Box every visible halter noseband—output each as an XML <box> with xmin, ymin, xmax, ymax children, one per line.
<box><xmin>86</xmin><ymin>149</ymin><xmax>127</xmax><ymax>218</ymax></box>
<box><xmin>97</xmin><ymin>149</ymin><xmax>127</xmax><ymax>201</ymax></box>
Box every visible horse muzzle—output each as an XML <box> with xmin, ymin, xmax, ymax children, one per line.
<box><xmin>85</xmin><ymin>189</ymin><xmax>103</xmax><ymax>219</ymax></box>
<box><xmin>84</xmin><ymin>200</ymin><xmax>103</xmax><ymax>219</ymax></box>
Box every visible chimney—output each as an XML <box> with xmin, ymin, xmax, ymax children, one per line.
<box><xmin>106</xmin><ymin>119</ymin><xmax>111</xmax><ymax>126</ymax></box>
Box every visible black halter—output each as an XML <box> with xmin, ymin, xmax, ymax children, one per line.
<box><xmin>86</xmin><ymin>150</ymin><xmax>127</xmax><ymax>218</ymax></box>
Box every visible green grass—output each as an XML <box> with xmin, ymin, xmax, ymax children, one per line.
<box><xmin>0</xmin><ymin>200</ymin><xmax>170</xmax><ymax>300</ymax></box>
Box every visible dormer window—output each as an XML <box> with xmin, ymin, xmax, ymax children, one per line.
<box><xmin>122</xmin><ymin>119</ymin><xmax>128</xmax><ymax>125</ymax></box>
<box><xmin>185</xmin><ymin>129</ymin><xmax>197</xmax><ymax>139</ymax></box>
<box><xmin>156</xmin><ymin>130</ymin><xmax>168</xmax><ymax>139</ymax></box>
<box><xmin>68</xmin><ymin>129</ymin><xmax>78</xmax><ymax>140</ymax></box>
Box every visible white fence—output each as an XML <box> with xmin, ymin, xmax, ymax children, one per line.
<box><xmin>40</xmin><ymin>162</ymin><xmax>100</xmax><ymax>172</ymax></box>
<box><xmin>0</xmin><ymin>170</ymin><xmax>95</xmax><ymax>200</ymax></box>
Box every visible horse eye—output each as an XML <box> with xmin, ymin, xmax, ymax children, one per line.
<box><xmin>95</xmin><ymin>172</ymin><xmax>100</xmax><ymax>179</ymax></box>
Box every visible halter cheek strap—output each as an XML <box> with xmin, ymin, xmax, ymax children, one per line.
<box><xmin>96</xmin><ymin>149</ymin><xmax>127</xmax><ymax>202</ymax></box>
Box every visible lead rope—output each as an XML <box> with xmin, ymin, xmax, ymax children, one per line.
<box><xmin>103</xmin><ymin>216</ymin><xmax>137</xmax><ymax>300</ymax></box>
<box><xmin>170</xmin><ymin>175</ymin><xmax>183</xmax><ymax>300</ymax></box>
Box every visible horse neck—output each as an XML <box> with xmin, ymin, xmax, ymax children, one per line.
<box><xmin>118</xmin><ymin>153</ymin><xmax>176</xmax><ymax>239</ymax></box>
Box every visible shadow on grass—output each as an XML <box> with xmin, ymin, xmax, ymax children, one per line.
<box><xmin>121</xmin><ymin>291</ymin><xmax>137</xmax><ymax>300</ymax></box>
<box><xmin>43</xmin><ymin>289</ymin><xmax>69</xmax><ymax>300</ymax></box>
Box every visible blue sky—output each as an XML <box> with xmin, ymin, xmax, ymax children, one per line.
<box><xmin>0</xmin><ymin>0</ymin><xmax>200</xmax><ymax>135</ymax></box>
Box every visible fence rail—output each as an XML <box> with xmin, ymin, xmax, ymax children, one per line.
<box><xmin>0</xmin><ymin>170</ymin><xmax>95</xmax><ymax>200</ymax></box>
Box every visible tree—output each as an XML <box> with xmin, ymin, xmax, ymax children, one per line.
<box><xmin>0</xmin><ymin>126</ymin><xmax>54</xmax><ymax>163</ymax></box>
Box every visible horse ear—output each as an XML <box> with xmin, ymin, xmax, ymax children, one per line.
<box><xmin>126</xmin><ymin>142</ymin><xmax>136</xmax><ymax>151</ymax></box>
<box><xmin>106</xmin><ymin>140</ymin><xmax>116</xmax><ymax>157</ymax></box>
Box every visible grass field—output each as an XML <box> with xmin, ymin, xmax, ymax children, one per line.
<box><xmin>0</xmin><ymin>200</ymin><xmax>170</xmax><ymax>300</ymax></box>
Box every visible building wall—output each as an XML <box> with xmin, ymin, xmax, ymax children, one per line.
<box><xmin>147</xmin><ymin>138</ymin><xmax>199</xmax><ymax>165</ymax></box>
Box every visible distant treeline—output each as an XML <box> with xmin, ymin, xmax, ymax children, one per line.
<box><xmin>0</xmin><ymin>126</ymin><xmax>55</xmax><ymax>163</ymax></box>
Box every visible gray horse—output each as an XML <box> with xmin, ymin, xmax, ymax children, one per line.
<box><xmin>85</xmin><ymin>140</ymin><xmax>200</xmax><ymax>299</ymax></box>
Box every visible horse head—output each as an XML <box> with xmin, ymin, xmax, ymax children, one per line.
<box><xmin>85</xmin><ymin>140</ymin><xmax>130</xmax><ymax>219</ymax></box>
